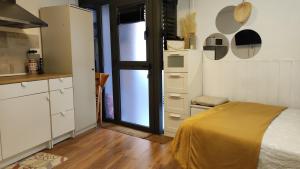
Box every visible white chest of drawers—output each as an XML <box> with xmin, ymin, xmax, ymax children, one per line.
<box><xmin>164</xmin><ymin>49</ymin><xmax>202</xmax><ymax>137</ymax></box>
<box><xmin>49</xmin><ymin>77</ymin><xmax>75</xmax><ymax>140</ymax></box>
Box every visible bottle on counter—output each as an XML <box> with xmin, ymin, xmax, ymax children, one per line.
<box><xmin>38</xmin><ymin>57</ymin><xmax>44</xmax><ymax>74</ymax></box>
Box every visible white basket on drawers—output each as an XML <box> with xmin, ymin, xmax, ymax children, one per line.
<box><xmin>163</xmin><ymin>49</ymin><xmax>202</xmax><ymax>137</ymax></box>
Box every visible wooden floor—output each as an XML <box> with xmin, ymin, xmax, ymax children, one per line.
<box><xmin>44</xmin><ymin>129</ymin><xmax>182</xmax><ymax>169</ymax></box>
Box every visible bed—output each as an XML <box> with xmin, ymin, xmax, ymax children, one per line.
<box><xmin>258</xmin><ymin>108</ymin><xmax>300</xmax><ymax>169</ymax></box>
<box><xmin>172</xmin><ymin>102</ymin><xmax>300</xmax><ymax>169</ymax></box>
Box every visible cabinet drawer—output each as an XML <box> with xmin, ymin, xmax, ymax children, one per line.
<box><xmin>164</xmin><ymin>51</ymin><xmax>188</xmax><ymax>73</ymax></box>
<box><xmin>50</xmin><ymin>88</ymin><xmax>74</xmax><ymax>115</ymax></box>
<box><xmin>164</xmin><ymin>112</ymin><xmax>185</xmax><ymax>133</ymax></box>
<box><xmin>191</xmin><ymin>105</ymin><xmax>210</xmax><ymax>116</ymax></box>
<box><xmin>164</xmin><ymin>73</ymin><xmax>188</xmax><ymax>93</ymax></box>
<box><xmin>164</xmin><ymin>93</ymin><xmax>189</xmax><ymax>114</ymax></box>
<box><xmin>49</xmin><ymin>77</ymin><xmax>73</xmax><ymax>91</ymax></box>
<box><xmin>0</xmin><ymin>80</ymin><xmax>48</xmax><ymax>100</ymax></box>
<box><xmin>52</xmin><ymin>109</ymin><xmax>75</xmax><ymax>138</ymax></box>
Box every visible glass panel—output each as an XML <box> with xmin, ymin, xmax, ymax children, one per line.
<box><xmin>118</xmin><ymin>22</ymin><xmax>146</xmax><ymax>61</ymax></box>
<box><xmin>102</xmin><ymin>4</ymin><xmax>114</xmax><ymax>119</ymax></box>
<box><xmin>90</xmin><ymin>9</ymin><xmax>100</xmax><ymax>72</ymax></box>
<box><xmin>120</xmin><ymin>70</ymin><xmax>149</xmax><ymax>127</ymax></box>
<box><xmin>168</xmin><ymin>55</ymin><xmax>184</xmax><ymax>67</ymax></box>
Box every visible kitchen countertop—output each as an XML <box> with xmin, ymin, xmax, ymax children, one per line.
<box><xmin>0</xmin><ymin>73</ymin><xmax>72</xmax><ymax>85</ymax></box>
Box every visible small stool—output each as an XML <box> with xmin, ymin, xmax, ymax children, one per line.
<box><xmin>95</xmin><ymin>73</ymin><xmax>109</xmax><ymax>127</ymax></box>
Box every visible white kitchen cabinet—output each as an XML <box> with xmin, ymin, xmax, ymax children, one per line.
<box><xmin>41</xmin><ymin>5</ymin><xmax>97</xmax><ymax>134</ymax></box>
<box><xmin>0</xmin><ymin>93</ymin><xmax>51</xmax><ymax>159</ymax></box>
<box><xmin>49</xmin><ymin>79</ymin><xmax>75</xmax><ymax>139</ymax></box>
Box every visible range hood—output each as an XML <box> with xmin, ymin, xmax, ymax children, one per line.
<box><xmin>0</xmin><ymin>0</ymin><xmax>48</xmax><ymax>28</ymax></box>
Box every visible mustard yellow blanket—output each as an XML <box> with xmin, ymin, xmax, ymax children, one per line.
<box><xmin>172</xmin><ymin>102</ymin><xmax>286</xmax><ymax>169</ymax></box>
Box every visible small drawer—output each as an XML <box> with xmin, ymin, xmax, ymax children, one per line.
<box><xmin>52</xmin><ymin>109</ymin><xmax>75</xmax><ymax>138</ymax></box>
<box><xmin>164</xmin><ymin>112</ymin><xmax>185</xmax><ymax>133</ymax></box>
<box><xmin>164</xmin><ymin>73</ymin><xmax>188</xmax><ymax>93</ymax></box>
<box><xmin>50</xmin><ymin>88</ymin><xmax>74</xmax><ymax>115</ymax></box>
<box><xmin>164</xmin><ymin>51</ymin><xmax>188</xmax><ymax>73</ymax></box>
<box><xmin>164</xmin><ymin>93</ymin><xmax>189</xmax><ymax>114</ymax></box>
<box><xmin>190</xmin><ymin>106</ymin><xmax>210</xmax><ymax>116</ymax></box>
<box><xmin>49</xmin><ymin>77</ymin><xmax>73</xmax><ymax>91</ymax></box>
<box><xmin>0</xmin><ymin>80</ymin><xmax>48</xmax><ymax>100</ymax></box>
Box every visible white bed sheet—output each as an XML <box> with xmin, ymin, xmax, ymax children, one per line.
<box><xmin>258</xmin><ymin>108</ymin><xmax>300</xmax><ymax>169</ymax></box>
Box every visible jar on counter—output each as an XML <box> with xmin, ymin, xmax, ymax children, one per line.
<box><xmin>27</xmin><ymin>59</ymin><xmax>38</xmax><ymax>74</ymax></box>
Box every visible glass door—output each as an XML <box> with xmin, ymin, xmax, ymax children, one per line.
<box><xmin>115</xmin><ymin>3</ymin><xmax>152</xmax><ymax>129</ymax></box>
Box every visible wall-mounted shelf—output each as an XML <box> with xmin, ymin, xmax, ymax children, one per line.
<box><xmin>203</xmin><ymin>46</ymin><xmax>228</xmax><ymax>60</ymax></box>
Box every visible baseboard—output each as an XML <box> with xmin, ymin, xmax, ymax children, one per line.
<box><xmin>53</xmin><ymin>131</ymin><xmax>74</xmax><ymax>145</ymax></box>
<box><xmin>75</xmin><ymin>123</ymin><xmax>97</xmax><ymax>136</ymax></box>
<box><xmin>0</xmin><ymin>142</ymin><xmax>49</xmax><ymax>169</ymax></box>
<box><xmin>164</xmin><ymin>131</ymin><xmax>175</xmax><ymax>137</ymax></box>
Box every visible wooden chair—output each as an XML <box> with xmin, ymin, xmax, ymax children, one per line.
<box><xmin>95</xmin><ymin>73</ymin><xmax>109</xmax><ymax>127</ymax></box>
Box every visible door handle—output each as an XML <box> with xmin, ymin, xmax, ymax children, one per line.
<box><xmin>169</xmin><ymin>113</ymin><xmax>181</xmax><ymax>118</ymax></box>
<box><xmin>169</xmin><ymin>74</ymin><xmax>183</xmax><ymax>78</ymax></box>
<box><xmin>169</xmin><ymin>94</ymin><xmax>182</xmax><ymax>99</ymax></box>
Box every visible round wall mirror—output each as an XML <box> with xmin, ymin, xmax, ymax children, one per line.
<box><xmin>216</xmin><ymin>6</ymin><xmax>243</xmax><ymax>34</ymax></box>
<box><xmin>203</xmin><ymin>33</ymin><xmax>229</xmax><ymax>60</ymax></box>
<box><xmin>231</xmin><ymin>29</ymin><xmax>262</xmax><ymax>59</ymax></box>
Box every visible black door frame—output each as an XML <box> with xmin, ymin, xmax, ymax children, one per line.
<box><xmin>79</xmin><ymin>0</ymin><xmax>163</xmax><ymax>134</ymax></box>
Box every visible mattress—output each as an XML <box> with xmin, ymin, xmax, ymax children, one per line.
<box><xmin>258</xmin><ymin>108</ymin><xmax>300</xmax><ymax>169</ymax></box>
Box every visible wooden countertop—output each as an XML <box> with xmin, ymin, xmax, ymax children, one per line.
<box><xmin>0</xmin><ymin>73</ymin><xmax>72</xmax><ymax>85</ymax></box>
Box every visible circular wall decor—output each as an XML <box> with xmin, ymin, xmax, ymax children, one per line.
<box><xmin>216</xmin><ymin>6</ymin><xmax>243</xmax><ymax>34</ymax></box>
<box><xmin>231</xmin><ymin>29</ymin><xmax>262</xmax><ymax>59</ymax></box>
<box><xmin>203</xmin><ymin>33</ymin><xmax>229</xmax><ymax>60</ymax></box>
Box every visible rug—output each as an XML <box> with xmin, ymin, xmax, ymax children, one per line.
<box><xmin>5</xmin><ymin>152</ymin><xmax>68</xmax><ymax>169</ymax></box>
<box><xmin>102</xmin><ymin>122</ymin><xmax>152</xmax><ymax>139</ymax></box>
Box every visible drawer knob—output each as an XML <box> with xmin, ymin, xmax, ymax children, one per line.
<box><xmin>59</xmin><ymin>78</ymin><xmax>64</xmax><ymax>82</ymax></box>
<box><xmin>59</xmin><ymin>89</ymin><xmax>65</xmax><ymax>94</ymax></box>
<box><xmin>21</xmin><ymin>82</ymin><xmax>29</xmax><ymax>87</ymax></box>
<box><xmin>46</xmin><ymin>96</ymin><xmax>50</xmax><ymax>101</ymax></box>
<box><xmin>60</xmin><ymin>111</ymin><xmax>66</xmax><ymax>117</ymax></box>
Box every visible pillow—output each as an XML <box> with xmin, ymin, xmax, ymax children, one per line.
<box><xmin>191</xmin><ymin>96</ymin><xmax>229</xmax><ymax>107</ymax></box>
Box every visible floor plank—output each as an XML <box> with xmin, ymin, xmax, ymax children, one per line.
<box><xmin>44</xmin><ymin>129</ymin><xmax>181</xmax><ymax>169</ymax></box>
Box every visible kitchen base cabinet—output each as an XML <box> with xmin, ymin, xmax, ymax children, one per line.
<box><xmin>0</xmin><ymin>76</ymin><xmax>75</xmax><ymax>168</ymax></box>
<box><xmin>0</xmin><ymin>93</ymin><xmax>51</xmax><ymax>159</ymax></box>
<box><xmin>49</xmin><ymin>78</ymin><xmax>75</xmax><ymax>142</ymax></box>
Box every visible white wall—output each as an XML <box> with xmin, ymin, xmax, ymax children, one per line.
<box><xmin>0</xmin><ymin>0</ymin><xmax>78</xmax><ymax>55</ymax></box>
<box><xmin>177</xmin><ymin>0</ymin><xmax>300</xmax><ymax>108</ymax></box>
<box><xmin>178</xmin><ymin>0</ymin><xmax>300</xmax><ymax>60</ymax></box>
